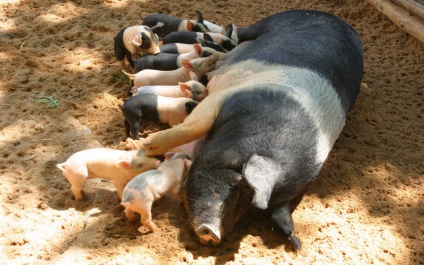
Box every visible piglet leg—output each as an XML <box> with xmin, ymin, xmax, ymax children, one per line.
<box><xmin>130</xmin><ymin>120</ymin><xmax>141</xmax><ymax>140</ymax></box>
<box><xmin>62</xmin><ymin>167</ymin><xmax>88</xmax><ymax>200</ymax></box>
<box><xmin>139</xmin><ymin>203</ymin><xmax>159</xmax><ymax>232</ymax></box>
<box><xmin>113</xmin><ymin>179</ymin><xmax>127</xmax><ymax>200</ymax></box>
<box><xmin>124</xmin><ymin>120</ymin><xmax>131</xmax><ymax>138</ymax></box>
<box><xmin>71</xmin><ymin>185</ymin><xmax>85</xmax><ymax>200</ymax></box>
<box><xmin>124</xmin><ymin>208</ymin><xmax>137</xmax><ymax>221</ymax></box>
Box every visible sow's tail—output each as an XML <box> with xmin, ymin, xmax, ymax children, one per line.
<box><xmin>121</xmin><ymin>70</ymin><xmax>136</xmax><ymax>80</ymax></box>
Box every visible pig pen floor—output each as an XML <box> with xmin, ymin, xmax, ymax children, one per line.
<box><xmin>0</xmin><ymin>0</ymin><xmax>423</xmax><ymax>264</ymax></box>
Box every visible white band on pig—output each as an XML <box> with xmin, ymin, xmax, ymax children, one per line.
<box><xmin>208</xmin><ymin>60</ymin><xmax>345</xmax><ymax>165</ymax></box>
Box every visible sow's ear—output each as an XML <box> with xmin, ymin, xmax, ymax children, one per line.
<box><xmin>243</xmin><ymin>154</ymin><xmax>281</xmax><ymax>210</ymax></box>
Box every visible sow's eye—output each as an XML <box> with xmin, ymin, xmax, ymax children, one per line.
<box><xmin>211</xmin><ymin>169</ymin><xmax>243</xmax><ymax>191</ymax></box>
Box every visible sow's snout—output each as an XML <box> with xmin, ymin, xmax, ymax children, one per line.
<box><xmin>183</xmin><ymin>168</ymin><xmax>248</xmax><ymax>246</ymax></box>
<box><xmin>195</xmin><ymin>224</ymin><xmax>221</xmax><ymax>246</ymax></box>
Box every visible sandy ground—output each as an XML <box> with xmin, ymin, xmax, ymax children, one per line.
<box><xmin>0</xmin><ymin>0</ymin><xmax>423</xmax><ymax>264</ymax></box>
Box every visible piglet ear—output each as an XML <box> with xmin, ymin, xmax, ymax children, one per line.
<box><xmin>131</xmin><ymin>86</ymin><xmax>138</xmax><ymax>95</ymax></box>
<box><xmin>164</xmin><ymin>152</ymin><xmax>175</xmax><ymax>160</ymax></box>
<box><xmin>132</xmin><ymin>35</ymin><xmax>142</xmax><ymax>47</ymax></box>
<box><xmin>181</xmin><ymin>60</ymin><xmax>194</xmax><ymax>71</ymax></box>
<box><xmin>179</xmin><ymin>82</ymin><xmax>193</xmax><ymax>98</ymax></box>
<box><xmin>186</xmin><ymin>20</ymin><xmax>195</xmax><ymax>31</ymax></box>
<box><xmin>117</xmin><ymin>156</ymin><xmax>131</xmax><ymax>169</ymax></box>
<box><xmin>220</xmin><ymin>26</ymin><xmax>225</xmax><ymax>35</ymax></box>
<box><xmin>243</xmin><ymin>154</ymin><xmax>281</xmax><ymax>210</ymax></box>
<box><xmin>224</xmin><ymin>23</ymin><xmax>233</xmax><ymax>38</ymax></box>
<box><xmin>189</xmin><ymin>71</ymin><xmax>198</xmax><ymax>81</ymax></box>
<box><xmin>184</xmin><ymin>159</ymin><xmax>193</xmax><ymax>171</ymax></box>
<box><xmin>196</xmin><ymin>37</ymin><xmax>206</xmax><ymax>46</ymax></box>
<box><xmin>196</xmin><ymin>10</ymin><xmax>204</xmax><ymax>23</ymax></box>
<box><xmin>203</xmin><ymin>33</ymin><xmax>213</xmax><ymax>42</ymax></box>
<box><xmin>232</xmin><ymin>23</ymin><xmax>237</xmax><ymax>35</ymax></box>
<box><xmin>126</xmin><ymin>138</ymin><xmax>141</xmax><ymax>150</ymax></box>
<box><xmin>193</xmin><ymin>43</ymin><xmax>202</xmax><ymax>56</ymax></box>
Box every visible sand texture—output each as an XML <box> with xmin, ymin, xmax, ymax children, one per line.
<box><xmin>0</xmin><ymin>0</ymin><xmax>423</xmax><ymax>264</ymax></box>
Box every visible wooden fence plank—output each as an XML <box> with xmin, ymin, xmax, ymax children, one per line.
<box><xmin>365</xmin><ymin>0</ymin><xmax>424</xmax><ymax>44</ymax></box>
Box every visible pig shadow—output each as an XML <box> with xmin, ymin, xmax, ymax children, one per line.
<box><xmin>103</xmin><ymin>213</ymin><xmax>145</xmax><ymax>240</ymax></box>
<box><xmin>103</xmin><ymin>195</ymin><xmax>183</xmax><ymax>240</ymax></box>
<box><xmin>43</xmin><ymin>158</ymin><xmax>124</xmax><ymax>215</ymax></box>
<box><xmin>171</xmin><ymin>206</ymin><xmax>296</xmax><ymax>264</ymax></box>
<box><xmin>49</xmin><ymin>187</ymin><xmax>124</xmax><ymax>214</ymax></box>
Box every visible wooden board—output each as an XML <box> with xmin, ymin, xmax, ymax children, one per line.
<box><xmin>392</xmin><ymin>0</ymin><xmax>424</xmax><ymax>17</ymax></box>
<box><xmin>365</xmin><ymin>0</ymin><xmax>424</xmax><ymax>44</ymax></box>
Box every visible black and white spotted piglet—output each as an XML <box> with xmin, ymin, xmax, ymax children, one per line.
<box><xmin>114</xmin><ymin>24</ymin><xmax>162</xmax><ymax>70</ymax></box>
<box><xmin>134</xmin><ymin>43</ymin><xmax>216</xmax><ymax>72</ymax></box>
<box><xmin>121</xmin><ymin>152</ymin><xmax>192</xmax><ymax>232</ymax></box>
<box><xmin>121</xmin><ymin>94</ymin><xmax>198</xmax><ymax>140</ymax></box>
<box><xmin>141</xmin><ymin>13</ymin><xmax>208</xmax><ymax>38</ymax></box>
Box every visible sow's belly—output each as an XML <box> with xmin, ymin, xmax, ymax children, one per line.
<box><xmin>206</xmin><ymin>59</ymin><xmax>346</xmax><ymax>165</ymax></box>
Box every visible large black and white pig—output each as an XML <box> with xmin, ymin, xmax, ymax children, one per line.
<box><xmin>140</xmin><ymin>10</ymin><xmax>363</xmax><ymax>250</ymax></box>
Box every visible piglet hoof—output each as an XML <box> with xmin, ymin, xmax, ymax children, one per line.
<box><xmin>73</xmin><ymin>195</ymin><xmax>84</xmax><ymax>201</ymax></box>
<box><xmin>138</xmin><ymin>224</ymin><xmax>159</xmax><ymax>233</ymax></box>
<box><xmin>124</xmin><ymin>210</ymin><xmax>137</xmax><ymax>222</ymax></box>
<box><xmin>141</xmin><ymin>222</ymin><xmax>159</xmax><ymax>233</ymax></box>
<box><xmin>72</xmin><ymin>190</ymin><xmax>86</xmax><ymax>201</ymax></box>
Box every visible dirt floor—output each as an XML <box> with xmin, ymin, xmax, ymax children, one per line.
<box><xmin>0</xmin><ymin>0</ymin><xmax>423</xmax><ymax>264</ymax></box>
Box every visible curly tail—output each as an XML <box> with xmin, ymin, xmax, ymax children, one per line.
<box><xmin>56</xmin><ymin>163</ymin><xmax>66</xmax><ymax>172</ymax></box>
<box><xmin>121</xmin><ymin>70</ymin><xmax>136</xmax><ymax>80</ymax></box>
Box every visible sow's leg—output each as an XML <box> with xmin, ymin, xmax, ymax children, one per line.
<box><xmin>271</xmin><ymin>204</ymin><xmax>302</xmax><ymax>251</ymax></box>
<box><xmin>290</xmin><ymin>192</ymin><xmax>306</xmax><ymax>213</ymax></box>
